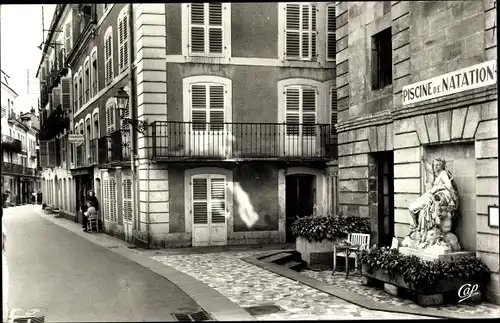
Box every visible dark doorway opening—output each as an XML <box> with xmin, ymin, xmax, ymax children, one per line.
<box><xmin>285</xmin><ymin>174</ymin><xmax>315</xmax><ymax>243</ymax></box>
<box><xmin>376</xmin><ymin>151</ymin><xmax>395</xmax><ymax>247</ymax></box>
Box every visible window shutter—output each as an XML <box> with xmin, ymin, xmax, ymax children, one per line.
<box><xmin>191</xmin><ymin>84</ymin><xmax>207</xmax><ymax>131</ymax></box>
<box><xmin>103</xmin><ymin>179</ymin><xmax>110</xmax><ymax>221</ymax></box>
<box><xmin>61</xmin><ymin>78</ymin><xmax>71</xmax><ymax>111</ymax></box>
<box><xmin>41</xmin><ymin>67</ymin><xmax>46</xmax><ymax>81</ymax></box>
<box><xmin>285</xmin><ymin>87</ymin><xmax>300</xmax><ymax>135</ymax></box>
<box><xmin>209</xmin><ymin>85</ymin><xmax>224</xmax><ymax>130</ymax></box>
<box><xmin>105</xmin><ymin>35</ymin><xmax>113</xmax><ymax>84</ymax></box>
<box><xmin>327</xmin><ymin>4</ymin><xmax>336</xmax><ymax>60</ymax></box>
<box><xmin>330</xmin><ymin>86</ymin><xmax>337</xmax><ymax>135</ymax></box>
<box><xmin>121</xmin><ymin>100</ymin><xmax>130</xmax><ymax>130</ymax></box>
<box><xmin>208</xmin><ymin>3</ymin><xmax>223</xmax><ymax>54</ymax></box>
<box><xmin>118</xmin><ymin>16</ymin><xmax>124</xmax><ymax>71</ymax></box>
<box><xmin>65</xmin><ymin>23</ymin><xmax>72</xmax><ymax>52</ymax></box>
<box><xmin>106</xmin><ymin>103</ymin><xmax>116</xmax><ymax>134</ymax></box>
<box><xmin>73</xmin><ymin>76</ymin><xmax>79</xmax><ymax>109</ymax></box>
<box><xmin>285</xmin><ymin>4</ymin><xmax>300</xmax><ymax>59</ymax></box>
<box><xmin>302</xmin><ymin>87</ymin><xmax>317</xmax><ymax>136</ymax></box>
<box><xmin>118</xmin><ymin>14</ymin><xmax>129</xmax><ymax>72</ymax></box>
<box><xmin>40</xmin><ymin>140</ymin><xmax>48</xmax><ymax>168</ymax></box>
<box><xmin>110</xmin><ymin>177</ymin><xmax>117</xmax><ymax>222</ymax></box>
<box><xmin>190</xmin><ymin>3</ymin><xmax>205</xmax><ymax>54</ymax></box>
<box><xmin>91</xmin><ymin>51</ymin><xmax>98</xmax><ymax>96</ymax></box>
<box><xmin>192</xmin><ymin>177</ymin><xmax>208</xmax><ymax>224</ymax></box>
<box><xmin>53</xmin><ymin>88</ymin><xmax>61</xmax><ymax>108</ymax></box>
<box><xmin>122</xmin><ymin>177</ymin><xmax>132</xmax><ymax>222</ymax></box>
<box><xmin>210</xmin><ymin>177</ymin><xmax>226</xmax><ymax>224</ymax></box>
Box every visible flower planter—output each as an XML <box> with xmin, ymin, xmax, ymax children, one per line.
<box><xmin>361</xmin><ymin>264</ymin><xmax>486</xmax><ymax>306</ymax></box>
<box><xmin>296</xmin><ymin>237</ymin><xmax>343</xmax><ymax>269</ymax></box>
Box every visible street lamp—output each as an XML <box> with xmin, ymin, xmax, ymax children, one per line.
<box><xmin>113</xmin><ymin>87</ymin><xmax>147</xmax><ymax>135</ymax></box>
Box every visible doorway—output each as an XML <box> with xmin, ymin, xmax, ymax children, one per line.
<box><xmin>376</xmin><ymin>152</ymin><xmax>395</xmax><ymax>247</ymax></box>
<box><xmin>285</xmin><ymin>174</ymin><xmax>316</xmax><ymax>243</ymax></box>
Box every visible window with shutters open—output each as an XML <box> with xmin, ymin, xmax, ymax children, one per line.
<box><xmin>190</xmin><ymin>83</ymin><xmax>225</xmax><ymax>131</ymax></box>
<box><xmin>192</xmin><ymin>175</ymin><xmax>226</xmax><ymax>226</ymax></box>
<box><xmin>65</xmin><ymin>23</ymin><xmax>72</xmax><ymax>53</ymax></box>
<box><xmin>188</xmin><ymin>3</ymin><xmax>225</xmax><ymax>57</ymax></box>
<box><xmin>91</xmin><ymin>47</ymin><xmax>98</xmax><ymax>96</ymax></box>
<box><xmin>73</xmin><ymin>74</ymin><xmax>79</xmax><ymax>111</ymax></box>
<box><xmin>326</xmin><ymin>4</ymin><xmax>336</xmax><ymax>61</ymax></box>
<box><xmin>103</xmin><ymin>178</ymin><xmax>110</xmax><ymax>221</ymax></box>
<box><xmin>122</xmin><ymin>177</ymin><xmax>132</xmax><ymax>223</ymax></box>
<box><xmin>106</xmin><ymin>100</ymin><xmax>116</xmax><ymax>134</ymax></box>
<box><xmin>84</xmin><ymin>58</ymin><xmax>90</xmax><ymax>102</ymax></box>
<box><xmin>78</xmin><ymin>68</ymin><xmax>83</xmax><ymax>108</ymax></box>
<box><xmin>329</xmin><ymin>85</ymin><xmax>337</xmax><ymax>136</ymax></box>
<box><xmin>285</xmin><ymin>85</ymin><xmax>317</xmax><ymax>136</ymax></box>
<box><xmin>118</xmin><ymin>8</ymin><xmax>129</xmax><ymax>73</ymax></box>
<box><xmin>285</xmin><ymin>3</ymin><xmax>317</xmax><ymax>61</ymax></box>
<box><xmin>93</xmin><ymin>113</ymin><xmax>99</xmax><ymax>139</ymax></box>
<box><xmin>61</xmin><ymin>78</ymin><xmax>71</xmax><ymax>111</ymax></box>
<box><xmin>104</xmin><ymin>28</ymin><xmax>114</xmax><ymax>85</ymax></box>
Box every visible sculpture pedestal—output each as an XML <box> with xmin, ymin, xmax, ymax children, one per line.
<box><xmin>398</xmin><ymin>247</ymin><xmax>475</xmax><ymax>262</ymax></box>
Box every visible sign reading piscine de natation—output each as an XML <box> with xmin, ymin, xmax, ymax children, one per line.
<box><xmin>402</xmin><ymin>60</ymin><xmax>497</xmax><ymax>106</ymax></box>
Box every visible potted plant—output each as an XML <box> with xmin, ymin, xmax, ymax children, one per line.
<box><xmin>291</xmin><ymin>215</ymin><xmax>370</xmax><ymax>268</ymax></box>
<box><xmin>359</xmin><ymin>246</ymin><xmax>491</xmax><ymax>305</ymax></box>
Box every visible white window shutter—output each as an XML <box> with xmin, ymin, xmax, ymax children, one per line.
<box><xmin>210</xmin><ymin>177</ymin><xmax>226</xmax><ymax>224</ymax></box>
<box><xmin>190</xmin><ymin>3</ymin><xmax>205</xmax><ymax>54</ymax></box>
<box><xmin>327</xmin><ymin>4</ymin><xmax>336</xmax><ymax>60</ymax></box>
<box><xmin>106</xmin><ymin>103</ymin><xmax>115</xmax><ymax>134</ymax></box>
<box><xmin>208</xmin><ymin>85</ymin><xmax>224</xmax><ymax>131</ymax></box>
<box><xmin>65</xmin><ymin>23</ymin><xmax>72</xmax><ymax>52</ymax></box>
<box><xmin>302</xmin><ymin>87</ymin><xmax>317</xmax><ymax>136</ymax></box>
<box><xmin>122</xmin><ymin>177</ymin><xmax>132</xmax><ymax>222</ymax></box>
<box><xmin>123</xmin><ymin>15</ymin><xmax>129</xmax><ymax>70</ymax></box>
<box><xmin>105</xmin><ymin>35</ymin><xmax>113</xmax><ymax>84</ymax></box>
<box><xmin>191</xmin><ymin>84</ymin><xmax>208</xmax><ymax>131</ymax></box>
<box><xmin>61</xmin><ymin>79</ymin><xmax>71</xmax><ymax>111</ymax></box>
<box><xmin>103</xmin><ymin>179</ymin><xmax>110</xmax><ymax>221</ymax></box>
<box><xmin>208</xmin><ymin>3</ymin><xmax>223</xmax><ymax>54</ymax></box>
<box><xmin>110</xmin><ymin>178</ymin><xmax>117</xmax><ymax>222</ymax></box>
<box><xmin>285</xmin><ymin>87</ymin><xmax>300</xmax><ymax>135</ymax></box>
<box><xmin>192</xmin><ymin>177</ymin><xmax>208</xmax><ymax>224</ymax></box>
<box><xmin>285</xmin><ymin>4</ymin><xmax>300</xmax><ymax>59</ymax></box>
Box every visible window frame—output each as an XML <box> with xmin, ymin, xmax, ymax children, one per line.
<box><xmin>83</xmin><ymin>57</ymin><xmax>90</xmax><ymax>103</ymax></box>
<box><xmin>282</xmin><ymin>2</ymin><xmax>318</xmax><ymax>62</ymax></box>
<box><xmin>90</xmin><ymin>46</ymin><xmax>98</xmax><ymax>97</ymax></box>
<box><xmin>73</xmin><ymin>72</ymin><xmax>79</xmax><ymax>111</ymax></box>
<box><xmin>371</xmin><ymin>27</ymin><xmax>393</xmax><ymax>90</ymax></box>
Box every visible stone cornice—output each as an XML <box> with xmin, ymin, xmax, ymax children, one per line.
<box><xmin>336</xmin><ymin>110</ymin><xmax>393</xmax><ymax>133</ymax></box>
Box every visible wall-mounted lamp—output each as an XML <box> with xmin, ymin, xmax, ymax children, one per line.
<box><xmin>114</xmin><ymin>87</ymin><xmax>147</xmax><ymax>135</ymax></box>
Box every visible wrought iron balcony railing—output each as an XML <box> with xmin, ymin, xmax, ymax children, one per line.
<box><xmin>97</xmin><ymin>130</ymin><xmax>131</xmax><ymax>165</ymax></box>
<box><xmin>149</xmin><ymin>121</ymin><xmax>336</xmax><ymax>161</ymax></box>
<box><xmin>1</xmin><ymin>162</ymin><xmax>37</xmax><ymax>176</ymax></box>
<box><xmin>1</xmin><ymin>135</ymin><xmax>22</xmax><ymax>153</ymax></box>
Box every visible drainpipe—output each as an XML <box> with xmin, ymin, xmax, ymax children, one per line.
<box><xmin>127</xmin><ymin>3</ymin><xmax>138</xmax><ymax>240</ymax></box>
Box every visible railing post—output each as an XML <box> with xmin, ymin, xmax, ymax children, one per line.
<box><xmin>151</xmin><ymin>121</ymin><xmax>156</xmax><ymax>159</ymax></box>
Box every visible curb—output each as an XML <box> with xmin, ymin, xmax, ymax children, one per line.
<box><xmin>241</xmin><ymin>254</ymin><xmax>495</xmax><ymax>320</ymax></box>
<box><xmin>37</xmin><ymin>210</ymin><xmax>256</xmax><ymax>321</ymax></box>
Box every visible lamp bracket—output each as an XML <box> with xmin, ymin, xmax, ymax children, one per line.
<box><xmin>121</xmin><ymin>118</ymin><xmax>148</xmax><ymax>135</ymax></box>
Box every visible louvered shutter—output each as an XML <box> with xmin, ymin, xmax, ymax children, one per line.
<box><xmin>106</xmin><ymin>103</ymin><xmax>115</xmax><ymax>134</ymax></box>
<box><xmin>330</xmin><ymin>86</ymin><xmax>337</xmax><ymax>136</ymax></box>
<box><xmin>103</xmin><ymin>179</ymin><xmax>110</xmax><ymax>221</ymax></box>
<box><xmin>61</xmin><ymin>78</ymin><xmax>71</xmax><ymax>111</ymax></box>
<box><xmin>53</xmin><ymin>88</ymin><xmax>61</xmax><ymax>108</ymax></box>
<box><xmin>105</xmin><ymin>35</ymin><xmax>113</xmax><ymax>84</ymax></box>
<box><xmin>285</xmin><ymin>4</ymin><xmax>317</xmax><ymax>61</ymax></box>
<box><xmin>190</xmin><ymin>3</ymin><xmax>205</xmax><ymax>54</ymax></box>
<box><xmin>121</xmin><ymin>100</ymin><xmax>130</xmax><ymax>130</ymax></box>
<box><xmin>209</xmin><ymin>85</ymin><xmax>224</xmax><ymax>131</ymax></box>
<box><xmin>285</xmin><ymin>87</ymin><xmax>300</xmax><ymax>135</ymax></box>
<box><xmin>192</xmin><ymin>178</ymin><xmax>208</xmax><ymax>224</ymax></box>
<box><xmin>208</xmin><ymin>3</ymin><xmax>223</xmax><ymax>54</ymax></box>
<box><xmin>123</xmin><ymin>14</ymin><xmax>129</xmax><ymax>68</ymax></box>
<box><xmin>110</xmin><ymin>177</ymin><xmax>117</xmax><ymax>222</ymax></box>
<box><xmin>302</xmin><ymin>87</ymin><xmax>317</xmax><ymax>136</ymax></box>
<box><xmin>210</xmin><ymin>177</ymin><xmax>226</xmax><ymax>224</ymax></box>
<box><xmin>118</xmin><ymin>14</ymin><xmax>129</xmax><ymax>72</ymax></box>
<box><xmin>327</xmin><ymin>4</ymin><xmax>336</xmax><ymax>60</ymax></box>
<box><xmin>285</xmin><ymin>4</ymin><xmax>300</xmax><ymax>59</ymax></box>
<box><xmin>122</xmin><ymin>177</ymin><xmax>132</xmax><ymax>222</ymax></box>
<box><xmin>65</xmin><ymin>23</ymin><xmax>72</xmax><ymax>52</ymax></box>
<box><xmin>40</xmin><ymin>140</ymin><xmax>48</xmax><ymax>168</ymax></box>
<box><xmin>191</xmin><ymin>84</ymin><xmax>207</xmax><ymax>131</ymax></box>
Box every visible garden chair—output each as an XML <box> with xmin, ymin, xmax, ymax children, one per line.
<box><xmin>333</xmin><ymin>233</ymin><xmax>370</xmax><ymax>275</ymax></box>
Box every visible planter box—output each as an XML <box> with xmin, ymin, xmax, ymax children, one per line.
<box><xmin>361</xmin><ymin>264</ymin><xmax>486</xmax><ymax>306</ymax></box>
<box><xmin>296</xmin><ymin>237</ymin><xmax>343</xmax><ymax>269</ymax></box>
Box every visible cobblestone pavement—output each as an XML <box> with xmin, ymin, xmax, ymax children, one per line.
<box><xmin>152</xmin><ymin>251</ymin><xmax>433</xmax><ymax>320</ymax></box>
<box><xmin>303</xmin><ymin>270</ymin><xmax>500</xmax><ymax>318</ymax></box>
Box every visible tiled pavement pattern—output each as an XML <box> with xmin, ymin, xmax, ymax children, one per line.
<box><xmin>152</xmin><ymin>251</ymin><xmax>431</xmax><ymax>320</ymax></box>
<box><xmin>303</xmin><ymin>269</ymin><xmax>500</xmax><ymax>318</ymax></box>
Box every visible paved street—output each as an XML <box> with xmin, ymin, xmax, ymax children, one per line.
<box><xmin>3</xmin><ymin>205</ymin><xmax>202</xmax><ymax>322</ymax></box>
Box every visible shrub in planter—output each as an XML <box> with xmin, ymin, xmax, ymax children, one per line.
<box><xmin>291</xmin><ymin>215</ymin><xmax>371</xmax><ymax>242</ymax></box>
<box><xmin>291</xmin><ymin>215</ymin><xmax>370</xmax><ymax>268</ymax></box>
<box><xmin>359</xmin><ymin>246</ymin><xmax>491</xmax><ymax>293</ymax></box>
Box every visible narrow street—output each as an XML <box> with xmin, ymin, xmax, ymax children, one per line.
<box><xmin>3</xmin><ymin>205</ymin><xmax>202</xmax><ymax>322</ymax></box>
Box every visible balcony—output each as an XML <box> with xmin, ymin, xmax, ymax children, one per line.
<box><xmin>149</xmin><ymin>121</ymin><xmax>336</xmax><ymax>162</ymax></box>
<box><xmin>1</xmin><ymin>135</ymin><xmax>22</xmax><ymax>153</ymax></box>
<box><xmin>1</xmin><ymin>162</ymin><xmax>38</xmax><ymax>177</ymax></box>
<box><xmin>40</xmin><ymin>85</ymin><xmax>49</xmax><ymax>107</ymax></box>
<box><xmin>98</xmin><ymin>130</ymin><xmax>131</xmax><ymax>165</ymax></box>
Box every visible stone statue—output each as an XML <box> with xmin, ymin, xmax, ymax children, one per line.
<box><xmin>402</xmin><ymin>158</ymin><xmax>461</xmax><ymax>252</ymax></box>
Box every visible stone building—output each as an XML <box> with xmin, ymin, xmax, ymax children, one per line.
<box><xmin>335</xmin><ymin>1</ymin><xmax>498</xmax><ymax>303</ymax></box>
